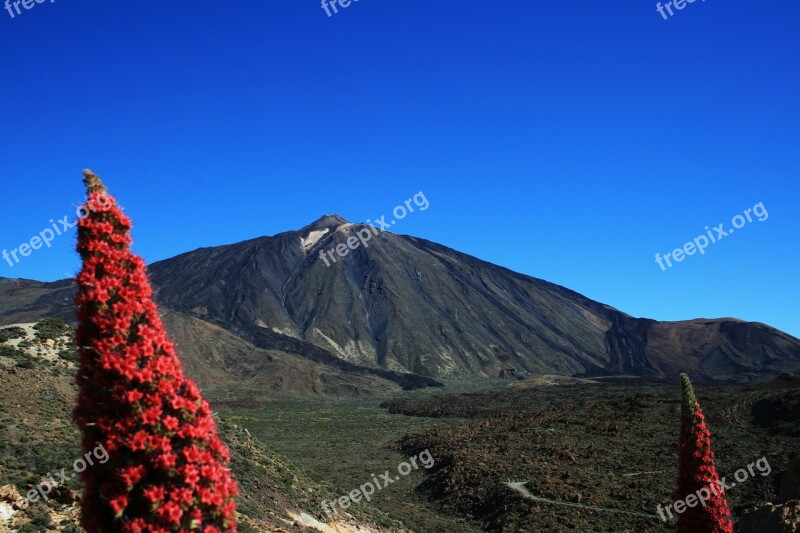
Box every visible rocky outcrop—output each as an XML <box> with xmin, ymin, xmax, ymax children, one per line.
<box><xmin>737</xmin><ymin>501</ymin><xmax>800</xmax><ymax>533</ymax></box>
<box><xmin>780</xmin><ymin>457</ymin><xmax>800</xmax><ymax>502</ymax></box>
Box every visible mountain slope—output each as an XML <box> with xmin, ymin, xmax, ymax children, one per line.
<box><xmin>146</xmin><ymin>215</ymin><xmax>799</xmax><ymax>382</ymax></box>
<box><xmin>0</xmin><ymin>321</ymin><xmax>398</xmax><ymax>532</ymax></box>
<box><xmin>0</xmin><ymin>279</ymin><xmax>442</xmax><ymax>396</ymax></box>
<box><xmin>1</xmin><ymin>215</ymin><xmax>798</xmax><ymax>383</ymax></box>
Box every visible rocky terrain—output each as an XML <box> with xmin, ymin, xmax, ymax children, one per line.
<box><xmin>1</xmin><ymin>320</ymin><xmax>798</xmax><ymax>532</ymax></box>
<box><xmin>386</xmin><ymin>376</ymin><xmax>800</xmax><ymax>532</ymax></box>
<box><xmin>0</xmin><ymin>320</ymin><xmax>399</xmax><ymax>533</ymax></box>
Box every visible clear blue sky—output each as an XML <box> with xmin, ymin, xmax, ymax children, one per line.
<box><xmin>0</xmin><ymin>1</ymin><xmax>797</xmax><ymax>337</ymax></box>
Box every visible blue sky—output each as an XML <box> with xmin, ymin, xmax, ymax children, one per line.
<box><xmin>0</xmin><ymin>0</ymin><xmax>797</xmax><ymax>337</ymax></box>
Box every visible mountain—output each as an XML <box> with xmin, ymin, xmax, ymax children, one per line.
<box><xmin>0</xmin><ymin>279</ymin><xmax>442</xmax><ymax>398</ymax></box>
<box><xmin>1</xmin><ymin>215</ymin><xmax>798</xmax><ymax>384</ymax></box>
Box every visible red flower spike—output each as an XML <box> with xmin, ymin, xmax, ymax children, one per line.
<box><xmin>675</xmin><ymin>374</ymin><xmax>734</xmax><ymax>532</ymax></box>
<box><xmin>73</xmin><ymin>170</ymin><xmax>238</xmax><ymax>532</ymax></box>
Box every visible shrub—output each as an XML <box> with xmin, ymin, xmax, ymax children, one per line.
<box><xmin>0</xmin><ymin>326</ymin><xmax>27</xmax><ymax>343</ymax></box>
<box><xmin>0</xmin><ymin>345</ymin><xmax>25</xmax><ymax>358</ymax></box>
<box><xmin>58</xmin><ymin>347</ymin><xmax>78</xmax><ymax>362</ymax></box>
<box><xmin>27</xmin><ymin>505</ymin><xmax>53</xmax><ymax>528</ymax></box>
<box><xmin>15</xmin><ymin>359</ymin><xmax>35</xmax><ymax>369</ymax></box>
<box><xmin>33</xmin><ymin>317</ymin><xmax>72</xmax><ymax>342</ymax></box>
<box><xmin>0</xmin><ymin>345</ymin><xmax>37</xmax><ymax>369</ymax></box>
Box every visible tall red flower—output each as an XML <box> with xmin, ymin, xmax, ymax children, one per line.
<box><xmin>73</xmin><ymin>170</ymin><xmax>237</xmax><ymax>532</ymax></box>
<box><xmin>675</xmin><ymin>373</ymin><xmax>733</xmax><ymax>532</ymax></box>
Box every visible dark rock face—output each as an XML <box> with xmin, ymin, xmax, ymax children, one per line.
<box><xmin>780</xmin><ymin>457</ymin><xmax>800</xmax><ymax>502</ymax></box>
<box><xmin>736</xmin><ymin>501</ymin><xmax>800</xmax><ymax>533</ymax></box>
<box><xmin>1</xmin><ymin>215</ymin><xmax>799</xmax><ymax>383</ymax></box>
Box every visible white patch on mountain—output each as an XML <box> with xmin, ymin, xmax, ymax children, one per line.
<box><xmin>301</xmin><ymin>228</ymin><xmax>330</xmax><ymax>250</ymax></box>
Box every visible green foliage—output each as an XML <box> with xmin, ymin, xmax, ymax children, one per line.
<box><xmin>20</xmin><ymin>505</ymin><xmax>52</xmax><ymax>531</ymax></box>
<box><xmin>15</xmin><ymin>359</ymin><xmax>35</xmax><ymax>369</ymax></box>
<box><xmin>0</xmin><ymin>344</ymin><xmax>37</xmax><ymax>369</ymax></box>
<box><xmin>0</xmin><ymin>345</ymin><xmax>25</xmax><ymax>358</ymax></box>
<box><xmin>16</xmin><ymin>339</ymin><xmax>33</xmax><ymax>349</ymax></box>
<box><xmin>2</xmin><ymin>430</ymin><xmax>82</xmax><ymax>492</ymax></box>
<box><xmin>0</xmin><ymin>326</ymin><xmax>26</xmax><ymax>343</ymax></box>
<box><xmin>58</xmin><ymin>347</ymin><xmax>78</xmax><ymax>362</ymax></box>
<box><xmin>33</xmin><ymin>317</ymin><xmax>72</xmax><ymax>342</ymax></box>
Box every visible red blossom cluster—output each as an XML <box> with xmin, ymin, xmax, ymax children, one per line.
<box><xmin>73</xmin><ymin>170</ymin><xmax>238</xmax><ymax>532</ymax></box>
<box><xmin>675</xmin><ymin>373</ymin><xmax>734</xmax><ymax>533</ymax></box>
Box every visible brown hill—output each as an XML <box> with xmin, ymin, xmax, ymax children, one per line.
<box><xmin>0</xmin><ymin>320</ymin><xmax>398</xmax><ymax>532</ymax></box>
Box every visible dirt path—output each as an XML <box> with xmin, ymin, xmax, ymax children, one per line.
<box><xmin>503</xmin><ymin>482</ymin><xmax>661</xmax><ymax>520</ymax></box>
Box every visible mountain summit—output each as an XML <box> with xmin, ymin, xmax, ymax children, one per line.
<box><xmin>300</xmin><ymin>214</ymin><xmax>350</xmax><ymax>232</ymax></box>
